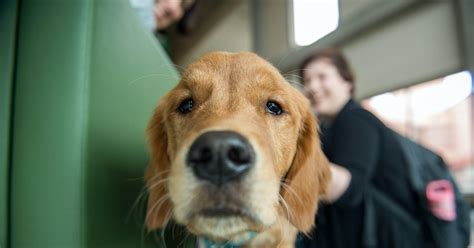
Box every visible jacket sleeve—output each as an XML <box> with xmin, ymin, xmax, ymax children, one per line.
<box><xmin>330</xmin><ymin>111</ymin><xmax>380</xmax><ymax>208</ymax></box>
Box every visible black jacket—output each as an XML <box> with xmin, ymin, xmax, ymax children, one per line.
<box><xmin>301</xmin><ymin>99</ymin><xmax>423</xmax><ymax>248</ymax></box>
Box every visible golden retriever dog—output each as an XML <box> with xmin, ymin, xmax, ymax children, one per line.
<box><xmin>145</xmin><ymin>52</ymin><xmax>330</xmax><ymax>247</ymax></box>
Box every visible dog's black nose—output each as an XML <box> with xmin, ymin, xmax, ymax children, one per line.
<box><xmin>187</xmin><ymin>131</ymin><xmax>254</xmax><ymax>186</ymax></box>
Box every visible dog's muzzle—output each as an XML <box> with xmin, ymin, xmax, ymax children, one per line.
<box><xmin>186</xmin><ymin>131</ymin><xmax>255</xmax><ymax>186</ymax></box>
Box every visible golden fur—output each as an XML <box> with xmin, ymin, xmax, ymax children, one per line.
<box><xmin>145</xmin><ymin>52</ymin><xmax>330</xmax><ymax>247</ymax></box>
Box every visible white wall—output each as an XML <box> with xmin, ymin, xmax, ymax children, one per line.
<box><xmin>342</xmin><ymin>1</ymin><xmax>461</xmax><ymax>98</ymax></box>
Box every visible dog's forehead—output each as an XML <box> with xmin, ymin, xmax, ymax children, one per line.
<box><xmin>182</xmin><ymin>52</ymin><xmax>287</xmax><ymax>90</ymax></box>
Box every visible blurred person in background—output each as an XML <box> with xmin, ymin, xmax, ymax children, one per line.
<box><xmin>130</xmin><ymin>0</ymin><xmax>195</xmax><ymax>53</ymax></box>
<box><xmin>130</xmin><ymin>0</ymin><xmax>194</xmax><ymax>31</ymax></box>
<box><xmin>154</xmin><ymin>0</ymin><xmax>186</xmax><ymax>30</ymax></box>
<box><xmin>297</xmin><ymin>48</ymin><xmax>425</xmax><ymax>248</ymax></box>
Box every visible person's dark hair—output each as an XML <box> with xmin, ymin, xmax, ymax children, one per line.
<box><xmin>300</xmin><ymin>47</ymin><xmax>355</xmax><ymax>95</ymax></box>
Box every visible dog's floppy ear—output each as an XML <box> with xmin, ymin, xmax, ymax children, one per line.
<box><xmin>145</xmin><ymin>101</ymin><xmax>173</xmax><ymax>230</ymax></box>
<box><xmin>281</xmin><ymin>103</ymin><xmax>331</xmax><ymax>234</ymax></box>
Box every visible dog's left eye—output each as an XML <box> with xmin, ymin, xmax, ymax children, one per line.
<box><xmin>266</xmin><ymin>101</ymin><xmax>283</xmax><ymax>115</ymax></box>
<box><xmin>178</xmin><ymin>98</ymin><xmax>194</xmax><ymax>114</ymax></box>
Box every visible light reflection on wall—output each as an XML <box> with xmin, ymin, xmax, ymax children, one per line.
<box><xmin>362</xmin><ymin>71</ymin><xmax>473</xmax><ymax>193</ymax></box>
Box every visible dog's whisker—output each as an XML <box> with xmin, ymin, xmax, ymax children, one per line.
<box><xmin>145</xmin><ymin>193</ymin><xmax>171</xmax><ymax>229</ymax></box>
<box><xmin>144</xmin><ymin>174</ymin><xmax>171</xmax><ymax>198</ymax></box>
<box><xmin>125</xmin><ymin>176</ymin><xmax>146</xmax><ymax>182</ymax></box>
<box><xmin>160</xmin><ymin>222</ymin><xmax>168</xmax><ymax>248</ymax></box>
<box><xmin>152</xmin><ymin>228</ymin><xmax>166</xmax><ymax>248</ymax></box>
<box><xmin>127</xmin><ymin>189</ymin><xmax>146</xmax><ymax>222</ymax></box>
<box><xmin>179</xmin><ymin>230</ymin><xmax>191</xmax><ymax>248</ymax></box>
<box><xmin>129</xmin><ymin>183</ymin><xmax>162</xmax><ymax>220</ymax></box>
<box><xmin>146</xmin><ymin>177</ymin><xmax>170</xmax><ymax>192</ymax></box>
<box><xmin>286</xmin><ymin>78</ymin><xmax>300</xmax><ymax>84</ymax></box>
<box><xmin>280</xmin><ymin>180</ymin><xmax>305</xmax><ymax>208</ymax></box>
<box><xmin>278</xmin><ymin>183</ymin><xmax>301</xmax><ymax>228</ymax></box>
<box><xmin>165</xmin><ymin>208</ymin><xmax>174</xmax><ymax>225</ymax></box>
<box><xmin>277</xmin><ymin>197</ymin><xmax>290</xmax><ymax>247</ymax></box>
<box><xmin>278</xmin><ymin>194</ymin><xmax>294</xmax><ymax>224</ymax></box>
<box><xmin>128</xmin><ymin>73</ymin><xmax>180</xmax><ymax>86</ymax></box>
<box><xmin>276</xmin><ymin>217</ymin><xmax>285</xmax><ymax>248</ymax></box>
<box><xmin>288</xmin><ymin>80</ymin><xmax>305</xmax><ymax>92</ymax></box>
<box><xmin>156</xmin><ymin>209</ymin><xmax>174</xmax><ymax>248</ymax></box>
<box><xmin>166</xmin><ymin>62</ymin><xmax>186</xmax><ymax>74</ymax></box>
<box><xmin>282</xmin><ymin>73</ymin><xmax>305</xmax><ymax>93</ymax></box>
<box><xmin>158</xmin><ymin>213</ymin><xmax>172</xmax><ymax>248</ymax></box>
<box><xmin>140</xmin><ymin>220</ymin><xmax>147</xmax><ymax>248</ymax></box>
<box><xmin>145</xmin><ymin>170</ymin><xmax>171</xmax><ymax>188</ymax></box>
<box><xmin>171</xmin><ymin>218</ymin><xmax>178</xmax><ymax>240</ymax></box>
<box><xmin>147</xmin><ymin>193</ymin><xmax>171</xmax><ymax>218</ymax></box>
<box><xmin>275</xmin><ymin>50</ymin><xmax>294</xmax><ymax>69</ymax></box>
<box><xmin>135</xmin><ymin>204</ymin><xmax>146</xmax><ymax>248</ymax></box>
<box><xmin>126</xmin><ymin>186</ymin><xmax>151</xmax><ymax>225</ymax></box>
<box><xmin>283</xmin><ymin>74</ymin><xmax>300</xmax><ymax>81</ymax></box>
<box><xmin>177</xmin><ymin>228</ymin><xmax>187</xmax><ymax>248</ymax></box>
<box><xmin>136</xmin><ymin>184</ymin><xmax>152</xmax><ymax>198</ymax></box>
<box><xmin>283</xmin><ymin>68</ymin><xmax>312</xmax><ymax>77</ymax></box>
<box><xmin>146</xmin><ymin>169</ymin><xmax>171</xmax><ymax>182</ymax></box>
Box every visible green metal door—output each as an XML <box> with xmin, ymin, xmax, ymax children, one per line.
<box><xmin>1</xmin><ymin>0</ymin><xmax>19</xmax><ymax>247</ymax></box>
<box><xmin>10</xmin><ymin>0</ymin><xmax>179</xmax><ymax>247</ymax></box>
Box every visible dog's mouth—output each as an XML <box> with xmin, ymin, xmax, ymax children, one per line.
<box><xmin>196</xmin><ymin>204</ymin><xmax>261</xmax><ymax>222</ymax></box>
<box><xmin>189</xmin><ymin>182</ymin><xmax>264</xmax><ymax>221</ymax></box>
<box><xmin>200</xmin><ymin>207</ymin><xmax>244</xmax><ymax>217</ymax></box>
<box><xmin>188</xmin><ymin>205</ymin><xmax>264</xmax><ymax>244</ymax></box>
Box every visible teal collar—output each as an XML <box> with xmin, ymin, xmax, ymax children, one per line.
<box><xmin>202</xmin><ymin>232</ymin><xmax>257</xmax><ymax>248</ymax></box>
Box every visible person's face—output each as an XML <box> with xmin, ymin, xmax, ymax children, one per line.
<box><xmin>154</xmin><ymin>0</ymin><xmax>184</xmax><ymax>30</ymax></box>
<box><xmin>303</xmin><ymin>59</ymin><xmax>352</xmax><ymax>118</ymax></box>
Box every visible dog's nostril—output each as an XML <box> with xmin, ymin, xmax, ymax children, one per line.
<box><xmin>200</xmin><ymin>148</ymin><xmax>212</xmax><ymax>161</ymax></box>
<box><xmin>227</xmin><ymin>146</ymin><xmax>250</xmax><ymax>165</ymax></box>
<box><xmin>191</xmin><ymin>147</ymin><xmax>213</xmax><ymax>163</ymax></box>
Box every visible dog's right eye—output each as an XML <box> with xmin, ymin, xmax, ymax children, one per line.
<box><xmin>266</xmin><ymin>101</ymin><xmax>283</xmax><ymax>115</ymax></box>
<box><xmin>178</xmin><ymin>98</ymin><xmax>194</xmax><ymax>114</ymax></box>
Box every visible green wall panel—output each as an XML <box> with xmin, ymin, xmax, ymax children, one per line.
<box><xmin>11</xmin><ymin>1</ymin><xmax>92</xmax><ymax>247</ymax></box>
<box><xmin>10</xmin><ymin>0</ymin><xmax>178</xmax><ymax>247</ymax></box>
<box><xmin>84</xmin><ymin>0</ymin><xmax>179</xmax><ymax>247</ymax></box>
<box><xmin>0</xmin><ymin>1</ymin><xmax>18</xmax><ymax>247</ymax></box>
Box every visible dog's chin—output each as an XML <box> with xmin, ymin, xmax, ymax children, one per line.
<box><xmin>186</xmin><ymin>209</ymin><xmax>266</xmax><ymax>242</ymax></box>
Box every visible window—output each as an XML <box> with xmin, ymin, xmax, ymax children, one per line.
<box><xmin>362</xmin><ymin>71</ymin><xmax>474</xmax><ymax>194</ymax></box>
<box><xmin>292</xmin><ymin>0</ymin><xmax>340</xmax><ymax>46</ymax></box>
